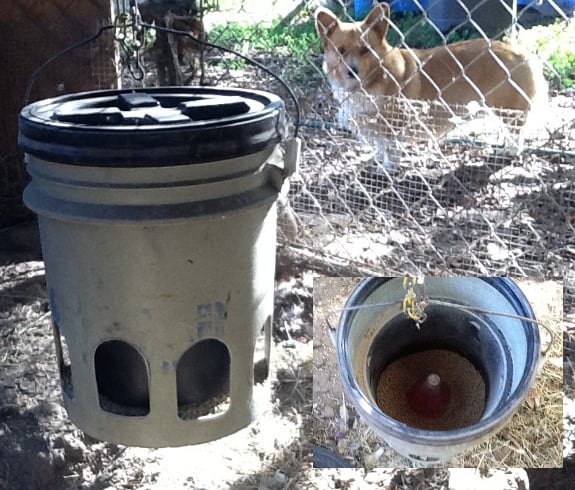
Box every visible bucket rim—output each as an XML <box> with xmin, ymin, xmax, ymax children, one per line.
<box><xmin>336</xmin><ymin>277</ymin><xmax>540</xmax><ymax>446</ymax></box>
<box><xmin>18</xmin><ymin>86</ymin><xmax>287</xmax><ymax>167</ymax></box>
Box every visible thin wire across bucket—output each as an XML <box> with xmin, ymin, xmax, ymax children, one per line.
<box><xmin>326</xmin><ymin>276</ymin><xmax>556</xmax><ymax>358</ymax></box>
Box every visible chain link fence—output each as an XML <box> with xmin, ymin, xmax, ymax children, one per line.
<box><xmin>180</xmin><ymin>0</ymin><xmax>574</xmax><ymax>314</ymax></box>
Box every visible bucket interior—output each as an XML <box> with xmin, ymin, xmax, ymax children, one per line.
<box><xmin>365</xmin><ymin>304</ymin><xmax>511</xmax><ymax>427</ymax></box>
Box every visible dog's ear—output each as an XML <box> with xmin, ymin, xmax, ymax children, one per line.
<box><xmin>315</xmin><ymin>8</ymin><xmax>340</xmax><ymax>44</ymax></box>
<box><xmin>362</xmin><ymin>2</ymin><xmax>391</xmax><ymax>40</ymax></box>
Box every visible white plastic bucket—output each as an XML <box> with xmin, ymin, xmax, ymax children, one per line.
<box><xmin>19</xmin><ymin>87</ymin><xmax>298</xmax><ymax>447</ymax></box>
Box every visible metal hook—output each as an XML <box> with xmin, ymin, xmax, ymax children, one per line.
<box><xmin>126</xmin><ymin>49</ymin><xmax>145</xmax><ymax>81</ymax></box>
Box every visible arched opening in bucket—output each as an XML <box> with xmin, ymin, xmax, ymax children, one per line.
<box><xmin>366</xmin><ymin>305</ymin><xmax>510</xmax><ymax>430</ymax></box>
<box><xmin>95</xmin><ymin>340</ymin><xmax>150</xmax><ymax>416</ymax></box>
<box><xmin>52</xmin><ymin>321</ymin><xmax>73</xmax><ymax>398</ymax></box>
<box><xmin>253</xmin><ymin>316</ymin><xmax>271</xmax><ymax>384</ymax></box>
<box><xmin>177</xmin><ymin>339</ymin><xmax>230</xmax><ymax>420</ymax></box>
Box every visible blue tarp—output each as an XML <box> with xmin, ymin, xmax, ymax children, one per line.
<box><xmin>354</xmin><ymin>0</ymin><xmax>575</xmax><ymax>20</ymax></box>
<box><xmin>354</xmin><ymin>0</ymin><xmax>421</xmax><ymax>18</ymax></box>
<box><xmin>520</xmin><ymin>0</ymin><xmax>575</xmax><ymax>17</ymax></box>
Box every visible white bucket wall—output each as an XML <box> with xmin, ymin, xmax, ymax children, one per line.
<box><xmin>35</xmin><ymin>199</ymin><xmax>276</xmax><ymax>446</ymax></box>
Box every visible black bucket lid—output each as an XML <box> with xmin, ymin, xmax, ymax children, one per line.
<box><xmin>18</xmin><ymin>87</ymin><xmax>287</xmax><ymax>166</ymax></box>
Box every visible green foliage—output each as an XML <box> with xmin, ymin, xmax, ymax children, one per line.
<box><xmin>514</xmin><ymin>19</ymin><xmax>575</xmax><ymax>90</ymax></box>
<box><xmin>547</xmin><ymin>49</ymin><xmax>575</xmax><ymax>88</ymax></box>
<box><xmin>209</xmin><ymin>15</ymin><xmax>321</xmax><ymax>68</ymax></box>
<box><xmin>270</xmin><ymin>17</ymin><xmax>322</xmax><ymax>64</ymax></box>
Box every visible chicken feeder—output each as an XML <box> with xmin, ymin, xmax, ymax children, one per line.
<box><xmin>336</xmin><ymin>277</ymin><xmax>540</xmax><ymax>464</ymax></box>
<box><xmin>18</xmin><ymin>87</ymin><xmax>298</xmax><ymax>447</ymax></box>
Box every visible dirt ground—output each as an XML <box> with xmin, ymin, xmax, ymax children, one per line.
<box><xmin>312</xmin><ymin>277</ymin><xmax>566</xmax><ymax>472</ymax></box>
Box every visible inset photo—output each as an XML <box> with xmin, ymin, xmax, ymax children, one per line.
<box><xmin>312</xmin><ymin>276</ymin><xmax>563</xmax><ymax>469</ymax></box>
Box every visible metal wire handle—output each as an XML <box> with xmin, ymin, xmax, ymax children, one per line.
<box><xmin>427</xmin><ymin>299</ymin><xmax>556</xmax><ymax>358</ymax></box>
<box><xmin>326</xmin><ymin>287</ymin><xmax>557</xmax><ymax>358</ymax></box>
<box><xmin>23</xmin><ymin>10</ymin><xmax>301</xmax><ymax>138</ymax></box>
<box><xmin>146</xmin><ymin>22</ymin><xmax>301</xmax><ymax>137</ymax></box>
<box><xmin>24</xmin><ymin>24</ymin><xmax>115</xmax><ymax>105</ymax></box>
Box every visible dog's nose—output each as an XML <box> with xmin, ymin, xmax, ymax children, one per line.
<box><xmin>347</xmin><ymin>65</ymin><xmax>359</xmax><ymax>79</ymax></box>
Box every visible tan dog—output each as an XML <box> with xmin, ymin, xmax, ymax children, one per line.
<box><xmin>315</xmin><ymin>3</ymin><xmax>546</xmax><ymax>156</ymax></box>
<box><xmin>315</xmin><ymin>3</ymin><xmax>544</xmax><ymax>110</ymax></box>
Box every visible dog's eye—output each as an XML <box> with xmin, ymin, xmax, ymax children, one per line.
<box><xmin>337</xmin><ymin>47</ymin><xmax>346</xmax><ymax>55</ymax></box>
<box><xmin>360</xmin><ymin>46</ymin><xmax>369</xmax><ymax>55</ymax></box>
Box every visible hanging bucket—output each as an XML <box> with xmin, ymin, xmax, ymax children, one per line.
<box><xmin>336</xmin><ymin>277</ymin><xmax>540</xmax><ymax>464</ymax></box>
<box><xmin>19</xmin><ymin>87</ymin><xmax>299</xmax><ymax>447</ymax></box>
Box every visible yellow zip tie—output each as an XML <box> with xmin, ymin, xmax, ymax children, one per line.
<box><xmin>403</xmin><ymin>275</ymin><xmax>428</xmax><ymax>327</ymax></box>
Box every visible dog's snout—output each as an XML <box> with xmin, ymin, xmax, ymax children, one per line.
<box><xmin>347</xmin><ymin>64</ymin><xmax>359</xmax><ymax>79</ymax></box>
